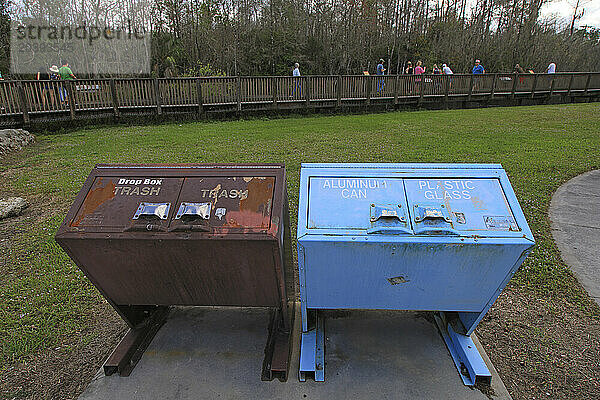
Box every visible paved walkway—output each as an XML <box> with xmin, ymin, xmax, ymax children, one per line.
<box><xmin>79</xmin><ymin>306</ymin><xmax>511</xmax><ymax>400</ymax></box>
<box><xmin>550</xmin><ymin>170</ymin><xmax>600</xmax><ymax>306</ymax></box>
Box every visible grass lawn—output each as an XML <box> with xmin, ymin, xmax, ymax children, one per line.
<box><xmin>1</xmin><ymin>103</ymin><xmax>600</xmax><ymax>399</ymax></box>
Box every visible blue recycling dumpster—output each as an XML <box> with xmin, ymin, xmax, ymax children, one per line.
<box><xmin>297</xmin><ymin>163</ymin><xmax>534</xmax><ymax>385</ymax></box>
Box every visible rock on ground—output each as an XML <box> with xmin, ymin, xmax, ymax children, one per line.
<box><xmin>0</xmin><ymin>129</ymin><xmax>35</xmax><ymax>158</ymax></box>
<box><xmin>0</xmin><ymin>197</ymin><xmax>28</xmax><ymax>219</ymax></box>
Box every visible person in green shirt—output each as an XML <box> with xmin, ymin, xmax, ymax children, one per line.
<box><xmin>59</xmin><ymin>62</ymin><xmax>76</xmax><ymax>80</ymax></box>
<box><xmin>58</xmin><ymin>62</ymin><xmax>76</xmax><ymax>104</ymax></box>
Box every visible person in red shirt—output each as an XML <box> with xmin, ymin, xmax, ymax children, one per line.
<box><xmin>414</xmin><ymin>60</ymin><xmax>425</xmax><ymax>93</ymax></box>
<box><xmin>414</xmin><ymin>60</ymin><xmax>425</xmax><ymax>75</ymax></box>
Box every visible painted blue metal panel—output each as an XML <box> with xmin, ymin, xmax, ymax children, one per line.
<box><xmin>307</xmin><ymin>177</ymin><xmax>407</xmax><ymax>230</ymax></box>
<box><xmin>301</xmin><ymin>239</ymin><xmax>531</xmax><ymax>311</ymax></box>
<box><xmin>404</xmin><ymin>178</ymin><xmax>518</xmax><ymax>233</ymax></box>
<box><xmin>297</xmin><ymin>164</ymin><xmax>534</xmax><ymax>242</ymax></box>
<box><xmin>296</xmin><ymin>163</ymin><xmax>534</xmax><ymax>385</ymax></box>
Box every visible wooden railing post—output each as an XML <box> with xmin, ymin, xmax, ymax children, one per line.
<box><xmin>511</xmin><ymin>73</ymin><xmax>518</xmax><ymax>99</ymax></box>
<box><xmin>548</xmin><ymin>77</ymin><xmax>555</xmax><ymax>98</ymax></box>
<box><xmin>17</xmin><ymin>82</ymin><xmax>30</xmax><ymax>126</ymax></box>
<box><xmin>109</xmin><ymin>79</ymin><xmax>120</xmax><ymax>118</ymax></box>
<box><xmin>366</xmin><ymin>76</ymin><xmax>372</xmax><ymax>105</ymax></box>
<box><xmin>467</xmin><ymin>74</ymin><xmax>474</xmax><ymax>101</ymax></box>
<box><xmin>304</xmin><ymin>76</ymin><xmax>311</xmax><ymax>108</ymax></box>
<box><xmin>584</xmin><ymin>73</ymin><xmax>592</xmax><ymax>96</ymax></box>
<box><xmin>418</xmin><ymin>78</ymin><xmax>425</xmax><ymax>105</ymax></box>
<box><xmin>272</xmin><ymin>77</ymin><xmax>278</xmax><ymax>110</ymax></box>
<box><xmin>444</xmin><ymin>75</ymin><xmax>450</xmax><ymax>105</ymax></box>
<box><xmin>236</xmin><ymin>76</ymin><xmax>242</xmax><ymax>112</ymax></box>
<box><xmin>490</xmin><ymin>73</ymin><xmax>497</xmax><ymax>99</ymax></box>
<box><xmin>336</xmin><ymin>75</ymin><xmax>342</xmax><ymax>108</ymax></box>
<box><xmin>567</xmin><ymin>74</ymin><xmax>575</xmax><ymax>97</ymax></box>
<box><xmin>530</xmin><ymin>74</ymin><xmax>538</xmax><ymax>99</ymax></box>
<box><xmin>66</xmin><ymin>81</ymin><xmax>76</xmax><ymax>120</ymax></box>
<box><xmin>154</xmin><ymin>78</ymin><xmax>162</xmax><ymax>115</ymax></box>
<box><xmin>394</xmin><ymin>75</ymin><xmax>399</xmax><ymax>105</ymax></box>
<box><xmin>271</xmin><ymin>77</ymin><xmax>279</xmax><ymax>110</ymax></box>
<box><xmin>196</xmin><ymin>78</ymin><xmax>204</xmax><ymax>115</ymax></box>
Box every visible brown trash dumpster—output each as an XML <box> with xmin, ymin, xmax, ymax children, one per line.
<box><xmin>55</xmin><ymin>164</ymin><xmax>293</xmax><ymax>381</ymax></box>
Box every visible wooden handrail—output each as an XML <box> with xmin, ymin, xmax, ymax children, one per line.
<box><xmin>0</xmin><ymin>73</ymin><xmax>598</xmax><ymax>127</ymax></box>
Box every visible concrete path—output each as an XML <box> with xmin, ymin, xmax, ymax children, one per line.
<box><xmin>80</xmin><ymin>306</ymin><xmax>511</xmax><ymax>400</ymax></box>
<box><xmin>550</xmin><ymin>170</ymin><xmax>600</xmax><ymax>306</ymax></box>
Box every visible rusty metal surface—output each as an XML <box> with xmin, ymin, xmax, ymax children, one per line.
<box><xmin>71</xmin><ymin>177</ymin><xmax>182</xmax><ymax>231</ymax></box>
<box><xmin>104</xmin><ymin>306</ymin><xmax>170</xmax><ymax>377</ymax></box>
<box><xmin>55</xmin><ymin>164</ymin><xmax>292</xmax><ymax>379</ymax></box>
<box><xmin>69</xmin><ymin>174</ymin><xmax>276</xmax><ymax>234</ymax></box>
<box><xmin>261</xmin><ymin>306</ymin><xmax>293</xmax><ymax>382</ymax></box>
<box><xmin>60</xmin><ymin>238</ymin><xmax>281</xmax><ymax>306</ymax></box>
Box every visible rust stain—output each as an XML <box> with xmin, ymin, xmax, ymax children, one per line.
<box><xmin>224</xmin><ymin>210</ymin><xmax>271</xmax><ymax>229</ymax></box>
<box><xmin>471</xmin><ymin>196</ymin><xmax>487</xmax><ymax>211</ymax></box>
<box><xmin>222</xmin><ymin>177</ymin><xmax>274</xmax><ymax>231</ymax></box>
<box><xmin>210</xmin><ymin>183</ymin><xmax>222</xmax><ymax>205</ymax></box>
<box><xmin>240</xmin><ymin>177</ymin><xmax>274</xmax><ymax>215</ymax></box>
<box><xmin>270</xmin><ymin>216</ymin><xmax>279</xmax><ymax>235</ymax></box>
<box><xmin>71</xmin><ymin>178</ymin><xmax>116</xmax><ymax>226</ymax></box>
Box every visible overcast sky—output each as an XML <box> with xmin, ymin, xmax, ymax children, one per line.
<box><xmin>540</xmin><ymin>0</ymin><xmax>600</xmax><ymax>28</ymax></box>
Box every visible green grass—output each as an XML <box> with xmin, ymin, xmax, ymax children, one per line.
<box><xmin>1</xmin><ymin>103</ymin><xmax>599</xmax><ymax>367</ymax></box>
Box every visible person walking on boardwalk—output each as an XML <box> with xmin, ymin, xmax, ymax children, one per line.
<box><xmin>432</xmin><ymin>64</ymin><xmax>442</xmax><ymax>92</ymax></box>
<box><xmin>405</xmin><ymin>61</ymin><xmax>414</xmax><ymax>75</ymax></box>
<box><xmin>49</xmin><ymin>65</ymin><xmax>60</xmax><ymax>80</ymax></box>
<box><xmin>58</xmin><ymin>61</ymin><xmax>76</xmax><ymax>105</ymax></box>
<box><xmin>414</xmin><ymin>60</ymin><xmax>425</xmax><ymax>93</ymax></box>
<box><xmin>414</xmin><ymin>61</ymin><xmax>425</xmax><ymax>75</ymax></box>
<box><xmin>376</xmin><ymin>59</ymin><xmax>386</xmax><ymax>93</ymax></box>
<box><xmin>545</xmin><ymin>62</ymin><xmax>556</xmax><ymax>91</ymax></box>
<box><xmin>472</xmin><ymin>59</ymin><xmax>484</xmax><ymax>91</ymax></box>
<box><xmin>472</xmin><ymin>59</ymin><xmax>485</xmax><ymax>75</ymax></box>
<box><xmin>514</xmin><ymin>64</ymin><xmax>525</xmax><ymax>74</ymax></box>
<box><xmin>514</xmin><ymin>64</ymin><xmax>526</xmax><ymax>85</ymax></box>
<box><xmin>291</xmin><ymin>62</ymin><xmax>302</xmax><ymax>97</ymax></box>
<box><xmin>36</xmin><ymin>66</ymin><xmax>51</xmax><ymax>109</ymax></box>
<box><xmin>48</xmin><ymin>65</ymin><xmax>60</xmax><ymax>108</ymax></box>
<box><xmin>442</xmin><ymin>63</ymin><xmax>453</xmax><ymax>90</ymax></box>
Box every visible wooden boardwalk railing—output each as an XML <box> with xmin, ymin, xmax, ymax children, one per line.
<box><xmin>1</xmin><ymin>72</ymin><xmax>599</xmax><ymax>127</ymax></box>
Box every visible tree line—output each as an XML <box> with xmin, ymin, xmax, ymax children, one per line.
<box><xmin>1</xmin><ymin>0</ymin><xmax>599</xmax><ymax>78</ymax></box>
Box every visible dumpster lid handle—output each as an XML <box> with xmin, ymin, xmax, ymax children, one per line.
<box><xmin>132</xmin><ymin>202</ymin><xmax>171</xmax><ymax>220</ymax></box>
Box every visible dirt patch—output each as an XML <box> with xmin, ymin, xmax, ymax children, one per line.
<box><xmin>0</xmin><ymin>302</ymin><xmax>126</xmax><ymax>400</ymax></box>
<box><xmin>478</xmin><ymin>285</ymin><xmax>600</xmax><ymax>399</ymax></box>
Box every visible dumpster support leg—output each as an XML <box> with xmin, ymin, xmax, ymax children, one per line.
<box><xmin>104</xmin><ymin>306</ymin><xmax>169</xmax><ymax>377</ymax></box>
<box><xmin>434</xmin><ymin>312</ymin><xmax>491</xmax><ymax>386</ymax></box>
<box><xmin>299</xmin><ymin>310</ymin><xmax>324</xmax><ymax>382</ymax></box>
<box><xmin>262</xmin><ymin>306</ymin><xmax>293</xmax><ymax>382</ymax></box>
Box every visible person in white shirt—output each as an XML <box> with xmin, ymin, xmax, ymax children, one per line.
<box><xmin>546</xmin><ymin>62</ymin><xmax>556</xmax><ymax>73</ymax></box>
<box><xmin>442</xmin><ymin>64</ymin><xmax>453</xmax><ymax>74</ymax></box>
<box><xmin>292</xmin><ymin>63</ymin><xmax>302</xmax><ymax>96</ymax></box>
